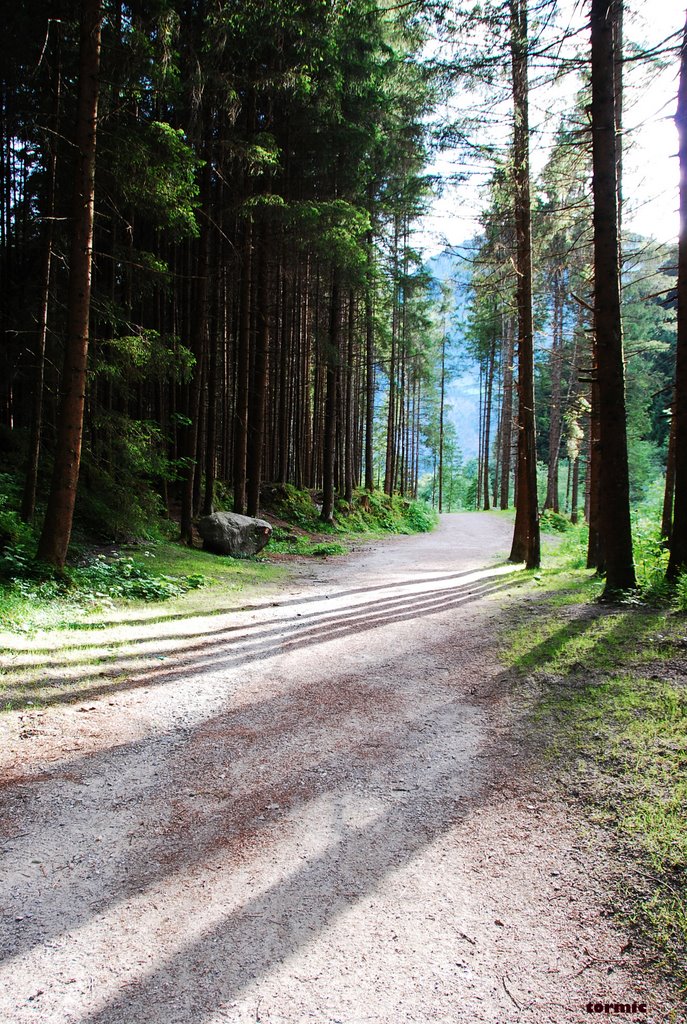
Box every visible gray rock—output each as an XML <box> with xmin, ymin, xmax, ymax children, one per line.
<box><xmin>197</xmin><ymin>511</ymin><xmax>272</xmax><ymax>557</ymax></box>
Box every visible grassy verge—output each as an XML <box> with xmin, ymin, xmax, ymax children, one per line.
<box><xmin>258</xmin><ymin>484</ymin><xmax>437</xmax><ymax>547</ymax></box>
<box><xmin>0</xmin><ymin>485</ymin><xmax>437</xmax><ymax>712</ymax></box>
<box><xmin>502</xmin><ymin>531</ymin><xmax>687</xmax><ymax>980</ymax></box>
<box><xmin>0</xmin><ymin>485</ymin><xmax>436</xmax><ymax>632</ymax></box>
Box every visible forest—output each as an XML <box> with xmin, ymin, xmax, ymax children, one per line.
<box><xmin>2</xmin><ymin>1</ymin><xmax>687</xmax><ymax>1019</ymax></box>
<box><xmin>0</xmin><ymin>0</ymin><xmax>684</xmax><ymax>600</ymax></box>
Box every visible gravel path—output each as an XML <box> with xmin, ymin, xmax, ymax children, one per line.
<box><xmin>0</xmin><ymin>513</ymin><xmax>681</xmax><ymax>1023</ymax></box>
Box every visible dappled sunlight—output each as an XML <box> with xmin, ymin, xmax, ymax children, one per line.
<box><xmin>0</xmin><ymin>562</ymin><xmax>525</xmax><ymax>716</ymax></box>
<box><xmin>0</xmin><ymin>657</ymin><xmax>487</xmax><ymax>1023</ymax></box>
<box><xmin>0</xmin><ymin>535</ymin><xmax>526</xmax><ymax>1021</ymax></box>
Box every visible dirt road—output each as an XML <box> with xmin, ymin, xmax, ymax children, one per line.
<box><xmin>0</xmin><ymin>514</ymin><xmax>679</xmax><ymax>1023</ymax></box>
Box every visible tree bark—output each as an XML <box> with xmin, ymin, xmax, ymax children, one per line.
<box><xmin>438</xmin><ymin>331</ymin><xmax>446</xmax><ymax>513</ymax></box>
<box><xmin>321</xmin><ymin>272</ymin><xmax>341</xmax><ymax>523</ymax></box>
<box><xmin>499</xmin><ymin>317</ymin><xmax>514</xmax><ymax>509</ymax></box>
<box><xmin>508</xmin><ymin>0</ymin><xmax>540</xmax><ymax>569</ymax></box>
<box><xmin>180</xmin><ymin>151</ymin><xmax>211</xmax><ymax>545</ymax></box>
<box><xmin>364</xmin><ymin>231</ymin><xmax>375</xmax><ymax>492</ymax></box>
<box><xmin>38</xmin><ymin>0</ymin><xmax>102</xmax><ymax>567</ymax></box>
<box><xmin>661</xmin><ymin>390</ymin><xmax>676</xmax><ymax>541</ymax></box>
<box><xmin>544</xmin><ymin>271</ymin><xmax>564</xmax><ymax>512</ymax></box>
<box><xmin>246</xmin><ymin>224</ymin><xmax>270</xmax><ymax>518</ymax></box>
<box><xmin>667</xmin><ymin>16</ymin><xmax>687</xmax><ymax>580</ymax></box>
<box><xmin>233</xmin><ymin>221</ymin><xmax>252</xmax><ymax>515</ymax></box>
<box><xmin>22</xmin><ymin>49</ymin><xmax>61</xmax><ymax>523</ymax></box>
<box><xmin>384</xmin><ymin>216</ymin><xmax>399</xmax><ymax>495</ymax></box>
<box><xmin>483</xmin><ymin>333</ymin><xmax>496</xmax><ymax>511</ymax></box>
<box><xmin>591</xmin><ymin>0</ymin><xmax>635</xmax><ymax>593</ymax></box>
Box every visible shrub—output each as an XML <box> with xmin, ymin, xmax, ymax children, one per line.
<box><xmin>66</xmin><ymin>555</ymin><xmax>208</xmax><ymax>602</ymax></box>
<box><xmin>539</xmin><ymin>508</ymin><xmax>573</xmax><ymax>534</ymax></box>
<box><xmin>401</xmin><ymin>498</ymin><xmax>437</xmax><ymax>533</ymax></box>
<box><xmin>675</xmin><ymin>573</ymin><xmax>687</xmax><ymax>613</ymax></box>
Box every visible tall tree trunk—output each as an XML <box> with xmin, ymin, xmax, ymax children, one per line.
<box><xmin>483</xmin><ymin>333</ymin><xmax>496</xmax><ymax>511</ymax></box>
<box><xmin>38</xmin><ymin>0</ymin><xmax>102</xmax><ymax>567</ymax></box>
<box><xmin>246</xmin><ymin>224</ymin><xmax>270</xmax><ymax>517</ymax></box>
<box><xmin>438</xmin><ymin>332</ymin><xmax>446</xmax><ymax>513</ymax></box>
<box><xmin>384</xmin><ymin>216</ymin><xmax>399</xmax><ymax>495</ymax></box>
<box><xmin>661</xmin><ymin>390</ymin><xmax>676</xmax><ymax>540</ymax></box>
<box><xmin>202</xmin><ymin>288</ymin><xmax>219</xmax><ymax>516</ymax></box>
<box><xmin>180</xmin><ymin>151</ymin><xmax>211</xmax><ymax>545</ymax></box>
<box><xmin>667</xmin><ymin>16</ymin><xmax>687</xmax><ymax>580</ymax></box>
<box><xmin>544</xmin><ymin>272</ymin><xmax>564</xmax><ymax>511</ymax></box>
<box><xmin>499</xmin><ymin>317</ymin><xmax>514</xmax><ymax>509</ymax></box>
<box><xmin>586</xmin><ymin>363</ymin><xmax>603</xmax><ymax>566</ymax></box>
<box><xmin>571</xmin><ymin>456</ymin><xmax>580</xmax><ymax>526</ymax></box>
<box><xmin>591</xmin><ymin>0</ymin><xmax>635</xmax><ymax>593</ymax></box>
<box><xmin>508</xmin><ymin>0</ymin><xmax>540</xmax><ymax>569</ymax></box>
<box><xmin>233</xmin><ymin>221</ymin><xmax>252</xmax><ymax>514</ymax></box>
<box><xmin>321</xmin><ymin>272</ymin><xmax>341</xmax><ymax>523</ymax></box>
<box><xmin>344</xmin><ymin>289</ymin><xmax>355</xmax><ymax>505</ymax></box>
<box><xmin>364</xmin><ymin>231</ymin><xmax>375</xmax><ymax>492</ymax></box>
<box><xmin>22</xmin><ymin>51</ymin><xmax>61</xmax><ymax>523</ymax></box>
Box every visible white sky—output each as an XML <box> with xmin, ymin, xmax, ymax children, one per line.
<box><xmin>415</xmin><ymin>0</ymin><xmax>685</xmax><ymax>256</ymax></box>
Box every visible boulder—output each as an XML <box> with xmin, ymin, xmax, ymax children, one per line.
<box><xmin>197</xmin><ymin>511</ymin><xmax>272</xmax><ymax>557</ymax></box>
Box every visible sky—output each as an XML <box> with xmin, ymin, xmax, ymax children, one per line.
<box><xmin>415</xmin><ymin>0</ymin><xmax>685</xmax><ymax>256</ymax></box>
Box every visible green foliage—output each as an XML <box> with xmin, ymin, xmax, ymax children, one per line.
<box><xmin>268</xmin><ymin>528</ymin><xmax>347</xmax><ymax>557</ymax></box>
<box><xmin>67</xmin><ymin>555</ymin><xmax>208</xmax><ymax>603</ymax></box>
<box><xmin>76</xmin><ymin>416</ymin><xmax>178</xmax><ymax>543</ymax></box>
<box><xmin>401</xmin><ymin>497</ymin><xmax>437</xmax><ymax>532</ymax></box>
<box><xmin>261</xmin><ymin>484</ymin><xmax>437</xmax><ymax>540</ymax></box>
<box><xmin>632</xmin><ymin>507</ymin><xmax>670</xmax><ymax>604</ymax></box>
<box><xmin>261</xmin><ymin>484</ymin><xmax>325</xmax><ymax>532</ymax></box>
<box><xmin>539</xmin><ymin>508</ymin><xmax>572</xmax><ymax>534</ymax></box>
<box><xmin>0</xmin><ymin>543</ymin><xmax>208</xmax><ymax>633</ymax></box>
<box><xmin>336</xmin><ymin>491</ymin><xmax>437</xmax><ymax>535</ymax></box>
<box><xmin>0</xmin><ymin>483</ymin><xmax>33</xmax><ymax>551</ymax></box>
<box><xmin>503</xmin><ymin>535</ymin><xmax>687</xmax><ymax>968</ymax></box>
<box><xmin>674</xmin><ymin>573</ymin><xmax>687</xmax><ymax>613</ymax></box>
<box><xmin>93</xmin><ymin>332</ymin><xmax>194</xmax><ymax>386</ymax></box>
<box><xmin>111</xmin><ymin>121</ymin><xmax>200</xmax><ymax>237</ymax></box>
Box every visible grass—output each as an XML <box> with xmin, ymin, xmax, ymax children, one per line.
<box><xmin>260</xmin><ymin>483</ymin><xmax>438</xmax><ymax>543</ymax></box>
<box><xmin>0</xmin><ymin>484</ymin><xmax>437</xmax><ymax>636</ymax></box>
<box><xmin>502</xmin><ymin>530</ymin><xmax>687</xmax><ymax>979</ymax></box>
<box><xmin>0</xmin><ymin>483</ymin><xmax>437</xmax><ymax>712</ymax></box>
<box><xmin>0</xmin><ymin>540</ymin><xmax>285</xmax><ymax>634</ymax></box>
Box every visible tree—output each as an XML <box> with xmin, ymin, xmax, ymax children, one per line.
<box><xmin>590</xmin><ymin>0</ymin><xmax>635</xmax><ymax>594</ymax></box>
<box><xmin>667</xmin><ymin>14</ymin><xmax>687</xmax><ymax>581</ymax></box>
<box><xmin>38</xmin><ymin>0</ymin><xmax>103</xmax><ymax>568</ymax></box>
<box><xmin>508</xmin><ymin>0</ymin><xmax>540</xmax><ymax>569</ymax></box>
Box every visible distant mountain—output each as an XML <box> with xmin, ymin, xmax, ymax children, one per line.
<box><xmin>426</xmin><ymin>241</ymin><xmax>482</xmax><ymax>459</ymax></box>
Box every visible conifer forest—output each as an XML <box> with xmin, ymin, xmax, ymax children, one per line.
<box><xmin>0</xmin><ymin>0</ymin><xmax>685</xmax><ymax>593</ymax></box>
<box><xmin>2</xmin><ymin>2</ymin><xmax>687</xmax><ymax>1020</ymax></box>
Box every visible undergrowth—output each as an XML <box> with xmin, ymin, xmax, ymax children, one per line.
<box><xmin>0</xmin><ymin>542</ymin><xmax>210</xmax><ymax>632</ymax></box>
<box><xmin>260</xmin><ymin>483</ymin><xmax>437</xmax><ymax>542</ymax></box>
<box><xmin>503</xmin><ymin>517</ymin><xmax>687</xmax><ymax>980</ymax></box>
<box><xmin>0</xmin><ymin>480</ymin><xmax>436</xmax><ymax>633</ymax></box>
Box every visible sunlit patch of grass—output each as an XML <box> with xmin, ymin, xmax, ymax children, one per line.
<box><xmin>0</xmin><ymin>540</ymin><xmax>286</xmax><ymax>636</ymax></box>
<box><xmin>503</xmin><ymin>546</ymin><xmax>687</xmax><ymax>973</ymax></box>
<box><xmin>264</xmin><ymin>528</ymin><xmax>347</xmax><ymax>557</ymax></box>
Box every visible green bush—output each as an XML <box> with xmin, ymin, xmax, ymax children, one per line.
<box><xmin>402</xmin><ymin>498</ymin><xmax>437</xmax><ymax>533</ymax></box>
<box><xmin>0</xmin><ymin>482</ymin><xmax>35</xmax><ymax>551</ymax></box>
<box><xmin>67</xmin><ymin>554</ymin><xmax>208</xmax><ymax>602</ymax></box>
<box><xmin>632</xmin><ymin>508</ymin><xmax>670</xmax><ymax>604</ymax></box>
<box><xmin>539</xmin><ymin>508</ymin><xmax>573</xmax><ymax>534</ymax></box>
<box><xmin>261</xmin><ymin>483</ymin><xmax>323</xmax><ymax>531</ymax></box>
<box><xmin>675</xmin><ymin>573</ymin><xmax>687</xmax><ymax>612</ymax></box>
<box><xmin>76</xmin><ymin>463</ymin><xmax>167</xmax><ymax>542</ymax></box>
<box><xmin>0</xmin><ymin>546</ymin><xmax>210</xmax><ymax>632</ymax></box>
